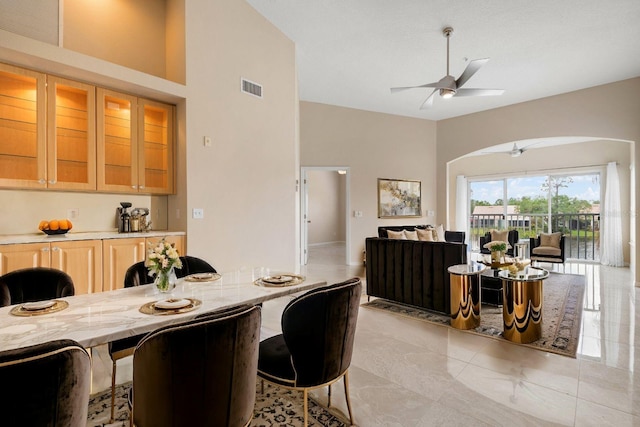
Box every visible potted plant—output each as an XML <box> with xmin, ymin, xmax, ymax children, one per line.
<box><xmin>483</xmin><ymin>241</ymin><xmax>508</xmax><ymax>264</ymax></box>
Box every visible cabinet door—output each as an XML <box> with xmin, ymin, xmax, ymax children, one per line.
<box><xmin>50</xmin><ymin>240</ymin><xmax>103</xmax><ymax>295</ymax></box>
<box><xmin>0</xmin><ymin>63</ymin><xmax>47</xmax><ymax>189</ymax></box>
<box><xmin>97</xmin><ymin>89</ymin><xmax>139</xmax><ymax>193</ymax></box>
<box><xmin>102</xmin><ymin>237</ymin><xmax>145</xmax><ymax>291</ymax></box>
<box><xmin>145</xmin><ymin>236</ymin><xmax>185</xmax><ymax>261</ymax></box>
<box><xmin>47</xmin><ymin>76</ymin><xmax>96</xmax><ymax>190</ymax></box>
<box><xmin>0</xmin><ymin>243</ymin><xmax>50</xmax><ymax>275</ymax></box>
<box><xmin>138</xmin><ymin>99</ymin><xmax>174</xmax><ymax>194</ymax></box>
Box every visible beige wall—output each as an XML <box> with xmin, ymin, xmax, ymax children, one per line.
<box><xmin>307</xmin><ymin>170</ymin><xmax>346</xmax><ymax>245</ymax></box>
<box><xmin>449</xmin><ymin>140</ymin><xmax>632</xmax><ymax>262</ymax></box>
<box><xmin>300</xmin><ymin>102</ymin><xmax>437</xmax><ymax>264</ymax></box>
<box><xmin>437</xmin><ymin>78</ymin><xmax>640</xmax><ymax>283</ymax></box>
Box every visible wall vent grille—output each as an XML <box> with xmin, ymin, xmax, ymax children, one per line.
<box><xmin>241</xmin><ymin>78</ymin><xmax>263</xmax><ymax>98</ymax></box>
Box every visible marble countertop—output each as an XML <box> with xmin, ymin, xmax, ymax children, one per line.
<box><xmin>0</xmin><ymin>273</ymin><xmax>326</xmax><ymax>351</ymax></box>
<box><xmin>0</xmin><ymin>230</ymin><xmax>185</xmax><ymax>245</ymax></box>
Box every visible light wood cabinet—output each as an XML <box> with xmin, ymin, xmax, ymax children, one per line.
<box><xmin>0</xmin><ymin>240</ymin><xmax>102</xmax><ymax>295</ymax></box>
<box><xmin>0</xmin><ymin>63</ymin><xmax>47</xmax><ymax>189</ymax></box>
<box><xmin>102</xmin><ymin>237</ymin><xmax>146</xmax><ymax>291</ymax></box>
<box><xmin>50</xmin><ymin>240</ymin><xmax>103</xmax><ymax>295</ymax></box>
<box><xmin>97</xmin><ymin>90</ymin><xmax>174</xmax><ymax>194</ymax></box>
<box><xmin>0</xmin><ymin>243</ymin><xmax>51</xmax><ymax>274</ymax></box>
<box><xmin>46</xmin><ymin>76</ymin><xmax>96</xmax><ymax>190</ymax></box>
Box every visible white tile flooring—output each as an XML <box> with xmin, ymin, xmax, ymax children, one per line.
<box><xmin>92</xmin><ymin>242</ymin><xmax>640</xmax><ymax>426</ymax></box>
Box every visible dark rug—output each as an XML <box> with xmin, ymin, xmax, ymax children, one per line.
<box><xmin>87</xmin><ymin>380</ymin><xmax>348</xmax><ymax>427</ymax></box>
<box><xmin>362</xmin><ymin>272</ymin><xmax>585</xmax><ymax>358</ymax></box>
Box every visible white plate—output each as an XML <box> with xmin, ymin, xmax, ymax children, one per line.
<box><xmin>154</xmin><ymin>298</ymin><xmax>191</xmax><ymax>310</ymax></box>
<box><xmin>262</xmin><ymin>275</ymin><xmax>294</xmax><ymax>284</ymax></box>
<box><xmin>184</xmin><ymin>272</ymin><xmax>220</xmax><ymax>282</ymax></box>
<box><xmin>22</xmin><ymin>300</ymin><xmax>56</xmax><ymax>311</ymax></box>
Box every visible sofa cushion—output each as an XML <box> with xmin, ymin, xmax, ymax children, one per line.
<box><xmin>404</xmin><ymin>230</ymin><xmax>419</xmax><ymax>240</ymax></box>
<box><xmin>387</xmin><ymin>230</ymin><xmax>406</xmax><ymax>239</ymax></box>
<box><xmin>435</xmin><ymin>224</ymin><xmax>446</xmax><ymax>242</ymax></box>
<box><xmin>540</xmin><ymin>232</ymin><xmax>562</xmax><ymax>248</ymax></box>
<box><xmin>416</xmin><ymin>228</ymin><xmax>434</xmax><ymax>241</ymax></box>
<box><xmin>532</xmin><ymin>246</ymin><xmax>561</xmax><ymax>256</ymax></box>
<box><xmin>490</xmin><ymin>229</ymin><xmax>509</xmax><ymax>243</ymax></box>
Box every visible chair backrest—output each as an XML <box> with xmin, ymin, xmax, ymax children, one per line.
<box><xmin>282</xmin><ymin>277</ymin><xmax>362</xmax><ymax>387</ymax></box>
<box><xmin>132</xmin><ymin>304</ymin><xmax>261</xmax><ymax>427</ymax></box>
<box><xmin>124</xmin><ymin>256</ymin><xmax>216</xmax><ymax>288</ymax></box>
<box><xmin>0</xmin><ymin>267</ymin><xmax>75</xmax><ymax>306</ymax></box>
<box><xmin>0</xmin><ymin>339</ymin><xmax>91</xmax><ymax>427</ymax></box>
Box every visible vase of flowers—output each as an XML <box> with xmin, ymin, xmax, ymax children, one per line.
<box><xmin>483</xmin><ymin>241</ymin><xmax>508</xmax><ymax>264</ymax></box>
<box><xmin>147</xmin><ymin>239</ymin><xmax>182</xmax><ymax>293</ymax></box>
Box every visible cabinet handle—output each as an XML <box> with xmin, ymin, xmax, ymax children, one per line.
<box><xmin>139</xmin><ymin>185</ymin><xmax>145</xmax><ymax>189</ymax></box>
<box><xmin>48</xmin><ymin>179</ymin><xmax>57</xmax><ymax>184</ymax></box>
<box><xmin>52</xmin><ymin>247</ymin><xmax>60</xmax><ymax>251</ymax></box>
<box><xmin>132</xmin><ymin>185</ymin><xmax>137</xmax><ymax>189</ymax></box>
<box><xmin>39</xmin><ymin>179</ymin><xmax>46</xmax><ymax>185</ymax></box>
<box><xmin>41</xmin><ymin>247</ymin><xmax>49</xmax><ymax>252</ymax></box>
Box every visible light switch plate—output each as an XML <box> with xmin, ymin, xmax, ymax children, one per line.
<box><xmin>192</xmin><ymin>208</ymin><xmax>204</xmax><ymax>219</ymax></box>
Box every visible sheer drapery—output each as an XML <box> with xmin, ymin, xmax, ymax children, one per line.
<box><xmin>601</xmin><ymin>162</ymin><xmax>624</xmax><ymax>266</ymax></box>
<box><xmin>455</xmin><ymin>175</ymin><xmax>467</xmax><ymax>240</ymax></box>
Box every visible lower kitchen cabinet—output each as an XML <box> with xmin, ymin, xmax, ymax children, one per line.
<box><xmin>102</xmin><ymin>237</ymin><xmax>146</xmax><ymax>292</ymax></box>
<box><xmin>0</xmin><ymin>242</ymin><xmax>51</xmax><ymax>273</ymax></box>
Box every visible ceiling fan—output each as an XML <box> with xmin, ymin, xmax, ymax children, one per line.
<box><xmin>391</xmin><ymin>27</ymin><xmax>504</xmax><ymax>109</ymax></box>
<box><xmin>481</xmin><ymin>142</ymin><xmax>530</xmax><ymax>157</ymax></box>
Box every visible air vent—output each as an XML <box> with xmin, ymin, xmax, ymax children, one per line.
<box><xmin>241</xmin><ymin>78</ymin><xmax>263</xmax><ymax>98</ymax></box>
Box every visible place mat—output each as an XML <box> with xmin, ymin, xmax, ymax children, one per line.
<box><xmin>139</xmin><ymin>298</ymin><xmax>201</xmax><ymax>315</ymax></box>
<box><xmin>10</xmin><ymin>300</ymin><xmax>69</xmax><ymax>317</ymax></box>
<box><xmin>254</xmin><ymin>273</ymin><xmax>305</xmax><ymax>288</ymax></box>
<box><xmin>184</xmin><ymin>272</ymin><xmax>222</xmax><ymax>282</ymax></box>
<box><xmin>362</xmin><ymin>272</ymin><xmax>585</xmax><ymax>358</ymax></box>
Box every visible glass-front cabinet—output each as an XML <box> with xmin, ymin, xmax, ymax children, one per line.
<box><xmin>139</xmin><ymin>99</ymin><xmax>174</xmax><ymax>194</ymax></box>
<box><xmin>0</xmin><ymin>63</ymin><xmax>46</xmax><ymax>188</ymax></box>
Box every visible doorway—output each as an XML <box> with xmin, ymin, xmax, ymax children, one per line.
<box><xmin>300</xmin><ymin>167</ymin><xmax>350</xmax><ymax>266</ymax></box>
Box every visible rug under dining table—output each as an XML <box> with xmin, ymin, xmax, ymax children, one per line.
<box><xmin>87</xmin><ymin>379</ymin><xmax>348</xmax><ymax>427</ymax></box>
<box><xmin>361</xmin><ymin>272</ymin><xmax>585</xmax><ymax>358</ymax></box>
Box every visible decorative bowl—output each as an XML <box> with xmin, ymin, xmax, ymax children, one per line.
<box><xmin>42</xmin><ymin>229</ymin><xmax>69</xmax><ymax>235</ymax></box>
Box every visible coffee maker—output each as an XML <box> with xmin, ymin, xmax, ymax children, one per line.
<box><xmin>116</xmin><ymin>202</ymin><xmax>132</xmax><ymax>233</ymax></box>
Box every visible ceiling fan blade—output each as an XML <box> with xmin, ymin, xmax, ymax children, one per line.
<box><xmin>455</xmin><ymin>58</ymin><xmax>490</xmax><ymax>88</ymax></box>
<box><xmin>419</xmin><ymin>90</ymin><xmax>438</xmax><ymax>110</ymax></box>
<box><xmin>390</xmin><ymin>82</ymin><xmax>441</xmax><ymax>93</ymax></box>
<box><xmin>455</xmin><ymin>88</ymin><xmax>505</xmax><ymax>97</ymax></box>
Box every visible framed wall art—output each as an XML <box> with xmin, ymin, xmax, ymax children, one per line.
<box><xmin>377</xmin><ymin>178</ymin><xmax>422</xmax><ymax>218</ymax></box>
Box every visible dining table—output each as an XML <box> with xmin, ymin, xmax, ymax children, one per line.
<box><xmin>0</xmin><ymin>271</ymin><xmax>327</xmax><ymax>352</ymax></box>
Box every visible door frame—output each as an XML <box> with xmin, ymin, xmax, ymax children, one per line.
<box><xmin>300</xmin><ymin>166</ymin><xmax>351</xmax><ymax>265</ymax></box>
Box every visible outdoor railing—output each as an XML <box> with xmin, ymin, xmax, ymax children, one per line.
<box><xmin>469</xmin><ymin>213</ymin><xmax>600</xmax><ymax>261</ymax></box>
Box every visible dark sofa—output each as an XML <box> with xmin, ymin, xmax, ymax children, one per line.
<box><xmin>366</xmin><ymin>226</ymin><xmax>467</xmax><ymax>315</ymax></box>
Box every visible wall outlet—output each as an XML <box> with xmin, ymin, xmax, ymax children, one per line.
<box><xmin>67</xmin><ymin>208</ymin><xmax>79</xmax><ymax>219</ymax></box>
<box><xmin>203</xmin><ymin>136</ymin><xmax>212</xmax><ymax>147</ymax></box>
<box><xmin>192</xmin><ymin>208</ymin><xmax>204</xmax><ymax>219</ymax></box>
<box><xmin>354</xmin><ymin>210</ymin><xmax>363</xmax><ymax>218</ymax></box>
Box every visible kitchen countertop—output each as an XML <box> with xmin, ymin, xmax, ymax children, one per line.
<box><xmin>0</xmin><ymin>230</ymin><xmax>185</xmax><ymax>245</ymax></box>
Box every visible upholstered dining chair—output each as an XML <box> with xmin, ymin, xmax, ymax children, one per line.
<box><xmin>257</xmin><ymin>277</ymin><xmax>362</xmax><ymax>427</ymax></box>
<box><xmin>107</xmin><ymin>256</ymin><xmax>217</xmax><ymax>422</ymax></box>
<box><xmin>0</xmin><ymin>339</ymin><xmax>91</xmax><ymax>427</ymax></box>
<box><xmin>0</xmin><ymin>267</ymin><xmax>75</xmax><ymax>307</ymax></box>
<box><xmin>129</xmin><ymin>304</ymin><xmax>261</xmax><ymax>427</ymax></box>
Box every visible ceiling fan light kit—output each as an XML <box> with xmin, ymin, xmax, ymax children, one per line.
<box><xmin>391</xmin><ymin>26</ymin><xmax>504</xmax><ymax>109</ymax></box>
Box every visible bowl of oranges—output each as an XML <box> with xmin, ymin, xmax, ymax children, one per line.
<box><xmin>38</xmin><ymin>219</ymin><xmax>73</xmax><ymax>235</ymax></box>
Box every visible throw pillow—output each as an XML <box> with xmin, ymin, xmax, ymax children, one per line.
<box><xmin>540</xmin><ymin>232</ymin><xmax>562</xmax><ymax>248</ymax></box>
<box><xmin>435</xmin><ymin>224</ymin><xmax>446</xmax><ymax>242</ymax></box>
<box><xmin>387</xmin><ymin>230</ymin><xmax>406</xmax><ymax>239</ymax></box>
<box><xmin>404</xmin><ymin>230</ymin><xmax>419</xmax><ymax>240</ymax></box>
<box><xmin>491</xmin><ymin>229</ymin><xmax>509</xmax><ymax>243</ymax></box>
<box><xmin>416</xmin><ymin>228</ymin><xmax>434</xmax><ymax>241</ymax></box>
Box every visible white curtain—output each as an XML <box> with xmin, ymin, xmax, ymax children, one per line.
<box><xmin>455</xmin><ymin>175</ymin><xmax>467</xmax><ymax>239</ymax></box>
<box><xmin>601</xmin><ymin>162</ymin><xmax>624</xmax><ymax>266</ymax></box>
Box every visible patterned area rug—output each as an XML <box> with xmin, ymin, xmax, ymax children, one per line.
<box><xmin>362</xmin><ymin>272</ymin><xmax>584</xmax><ymax>358</ymax></box>
<box><xmin>87</xmin><ymin>380</ymin><xmax>347</xmax><ymax>427</ymax></box>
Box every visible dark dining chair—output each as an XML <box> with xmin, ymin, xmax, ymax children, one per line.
<box><xmin>130</xmin><ymin>304</ymin><xmax>261</xmax><ymax>427</ymax></box>
<box><xmin>0</xmin><ymin>267</ymin><xmax>75</xmax><ymax>307</ymax></box>
<box><xmin>257</xmin><ymin>277</ymin><xmax>362</xmax><ymax>427</ymax></box>
<box><xmin>0</xmin><ymin>339</ymin><xmax>91</xmax><ymax>427</ymax></box>
<box><xmin>107</xmin><ymin>256</ymin><xmax>217</xmax><ymax>422</ymax></box>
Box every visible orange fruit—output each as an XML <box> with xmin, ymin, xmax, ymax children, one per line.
<box><xmin>66</xmin><ymin>219</ymin><xmax>73</xmax><ymax>230</ymax></box>
<box><xmin>58</xmin><ymin>219</ymin><xmax>68</xmax><ymax>230</ymax></box>
<box><xmin>49</xmin><ymin>219</ymin><xmax>59</xmax><ymax>231</ymax></box>
<box><xmin>38</xmin><ymin>220</ymin><xmax>49</xmax><ymax>231</ymax></box>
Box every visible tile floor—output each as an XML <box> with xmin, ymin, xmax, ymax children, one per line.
<box><xmin>92</xmin><ymin>242</ymin><xmax>640</xmax><ymax>426</ymax></box>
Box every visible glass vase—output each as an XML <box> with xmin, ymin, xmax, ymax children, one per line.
<box><xmin>154</xmin><ymin>267</ymin><xmax>177</xmax><ymax>293</ymax></box>
<box><xmin>490</xmin><ymin>250</ymin><xmax>504</xmax><ymax>264</ymax></box>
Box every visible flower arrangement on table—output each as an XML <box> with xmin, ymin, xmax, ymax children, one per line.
<box><xmin>483</xmin><ymin>240</ymin><xmax>511</xmax><ymax>264</ymax></box>
<box><xmin>146</xmin><ymin>239</ymin><xmax>182</xmax><ymax>292</ymax></box>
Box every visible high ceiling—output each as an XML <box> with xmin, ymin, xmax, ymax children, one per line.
<box><xmin>247</xmin><ymin>0</ymin><xmax>640</xmax><ymax>121</ymax></box>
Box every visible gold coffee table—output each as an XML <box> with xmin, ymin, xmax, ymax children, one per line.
<box><xmin>498</xmin><ymin>267</ymin><xmax>549</xmax><ymax>343</ymax></box>
<box><xmin>448</xmin><ymin>263</ymin><xmax>487</xmax><ymax>330</ymax></box>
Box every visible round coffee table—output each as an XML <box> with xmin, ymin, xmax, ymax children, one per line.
<box><xmin>498</xmin><ymin>267</ymin><xmax>549</xmax><ymax>343</ymax></box>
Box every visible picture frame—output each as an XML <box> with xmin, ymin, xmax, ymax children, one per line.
<box><xmin>377</xmin><ymin>178</ymin><xmax>422</xmax><ymax>218</ymax></box>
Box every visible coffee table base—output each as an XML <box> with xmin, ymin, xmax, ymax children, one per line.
<box><xmin>502</xmin><ymin>279</ymin><xmax>543</xmax><ymax>343</ymax></box>
<box><xmin>450</xmin><ymin>273</ymin><xmax>481</xmax><ymax>330</ymax></box>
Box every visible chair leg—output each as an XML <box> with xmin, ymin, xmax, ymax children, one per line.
<box><xmin>327</xmin><ymin>383</ymin><xmax>332</xmax><ymax>407</ymax></box>
<box><xmin>110</xmin><ymin>359</ymin><xmax>117</xmax><ymax>422</ymax></box>
<box><xmin>343</xmin><ymin>371</ymin><xmax>355</xmax><ymax>426</ymax></box>
<box><xmin>303</xmin><ymin>388</ymin><xmax>309</xmax><ymax>427</ymax></box>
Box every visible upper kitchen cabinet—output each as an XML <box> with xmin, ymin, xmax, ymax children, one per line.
<box><xmin>97</xmin><ymin>90</ymin><xmax>174</xmax><ymax>194</ymax></box>
<box><xmin>0</xmin><ymin>63</ymin><xmax>46</xmax><ymax>189</ymax></box>
<box><xmin>46</xmin><ymin>76</ymin><xmax>96</xmax><ymax>190</ymax></box>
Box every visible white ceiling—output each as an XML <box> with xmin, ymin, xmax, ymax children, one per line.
<box><xmin>247</xmin><ymin>0</ymin><xmax>640</xmax><ymax>121</ymax></box>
